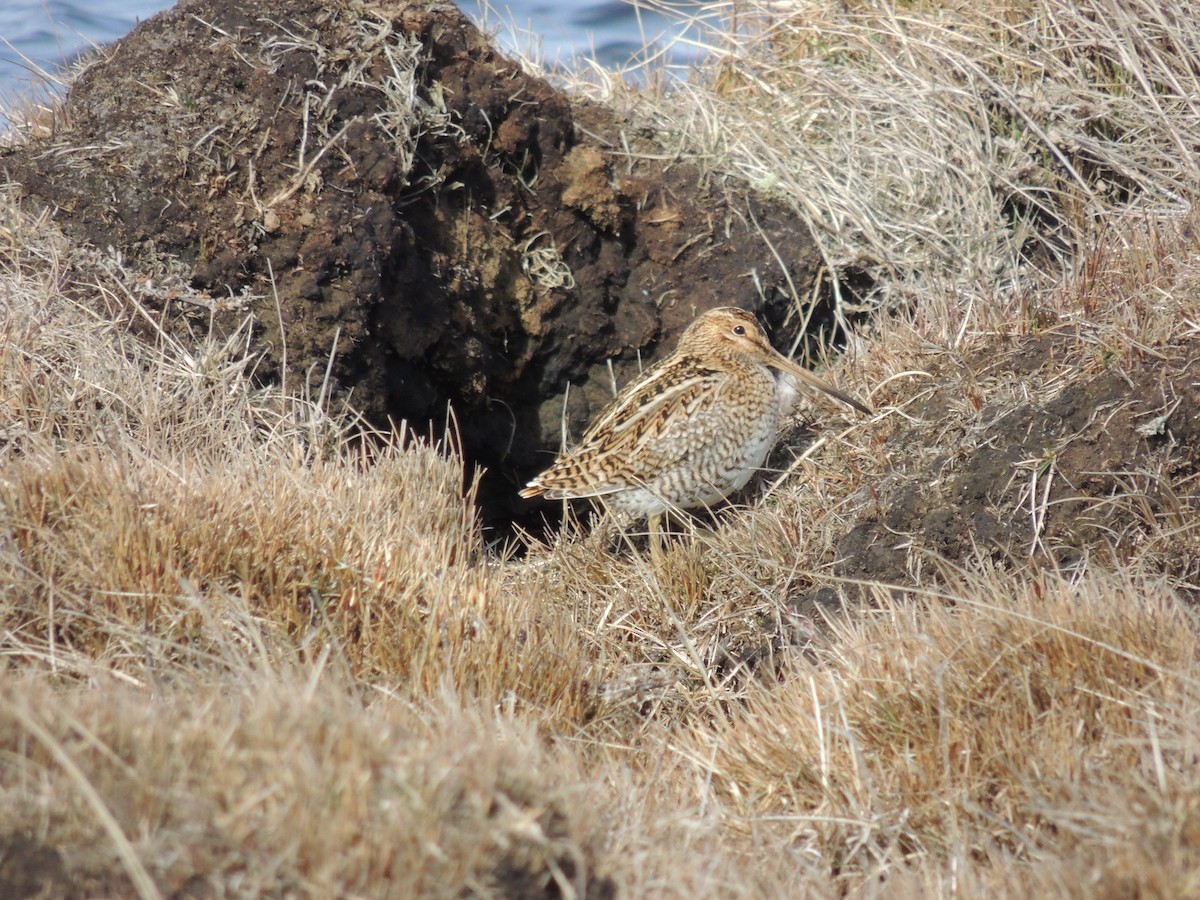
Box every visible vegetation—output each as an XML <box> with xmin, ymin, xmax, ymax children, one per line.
<box><xmin>2</xmin><ymin>0</ymin><xmax>1199</xmax><ymax>895</ymax></box>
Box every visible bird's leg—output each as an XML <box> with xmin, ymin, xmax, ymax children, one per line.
<box><xmin>648</xmin><ymin>512</ymin><xmax>665</xmax><ymax>564</ymax></box>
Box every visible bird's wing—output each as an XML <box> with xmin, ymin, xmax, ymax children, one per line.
<box><xmin>524</xmin><ymin>361</ymin><xmax>729</xmax><ymax>499</ymax></box>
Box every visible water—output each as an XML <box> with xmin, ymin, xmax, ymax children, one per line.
<box><xmin>0</xmin><ymin>0</ymin><xmax>158</xmax><ymax>101</ymax></box>
<box><xmin>0</xmin><ymin>0</ymin><xmax>710</xmax><ymax>108</ymax></box>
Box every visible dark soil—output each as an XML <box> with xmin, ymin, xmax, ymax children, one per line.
<box><xmin>0</xmin><ymin>0</ymin><xmax>837</xmax><ymax>533</ymax></box>
<box><xmin>839</xmin><ymin>333</ymin><xmax>1200</xmax><ymax>588</ymax></box>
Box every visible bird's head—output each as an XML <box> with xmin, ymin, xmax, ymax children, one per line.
<box><xmin>678</xmin><ymin>307</ymin><xmax>776</xmax><ymax>359</ymax></box>
<box><xmin>678</xmin><ymin>307</ymin><xmax>872</xmax><ymax>415</ymax></box>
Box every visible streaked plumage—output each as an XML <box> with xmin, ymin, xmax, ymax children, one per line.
<box><xmin>521</xmin><ymin>307</ymin><xmax>870</xmax><ymax>554</ymax></box>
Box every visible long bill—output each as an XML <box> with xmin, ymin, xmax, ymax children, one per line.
<box><xmin>768</xmin><ymin>353</ymin><xmax>873</xmax><ymax>416</ymax></box>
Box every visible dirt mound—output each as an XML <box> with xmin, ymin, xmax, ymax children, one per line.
<box><xmin>0</xmin><ymin>0</ymin><xmax>835</xmax><ymax>529</ymax></box>
<box><xmin>839</xmin><ymin>334</ymin><xmax>1200</xmax><ymax>588</ymax></box>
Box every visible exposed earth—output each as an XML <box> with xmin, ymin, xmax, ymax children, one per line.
<box><xmin>1</xmin><ymin>0</ymin><xmax>1197</xmax><ymax>584</ymax></box>
<box><xmin>837</xmin><ymin>334</ymin><xmax>1200</xmax><ymax>589</ymax></box>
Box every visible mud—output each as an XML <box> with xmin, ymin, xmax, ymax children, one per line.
<box><xmin>0</xmin><ymin>0</ymin><xmax>836</xmax><ymax>531</ymax></box>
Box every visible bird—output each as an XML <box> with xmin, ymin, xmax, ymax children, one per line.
<box><xmin>520</xmin><ymin>307</ymin><xmax>871</xmax><ymax>558</ymax></box>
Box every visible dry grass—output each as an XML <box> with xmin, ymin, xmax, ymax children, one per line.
<box><xmin>690</xmin><ymin>570</ymin><xmax>1200</xmax><ymax>887</ymax></box>
<box><xmin>583</xmin><ymin>0</ymin><xmax>1200</xmax><ymax>326</ymax></box>
<box><xmin>0</xmin><ymin>189</ymin><xmax>588</xmax><ymax>724</ymax></box>
<box><xmin>3</xmin><ymin>0</ymin><xmax>1200</xmax><ymax>896</ymax></box>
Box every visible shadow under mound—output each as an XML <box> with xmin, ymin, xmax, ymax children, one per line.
<box><xmin>0</xmin><ymin>0</ymin><xmax>858</xmax><ymax>537</ymax></box>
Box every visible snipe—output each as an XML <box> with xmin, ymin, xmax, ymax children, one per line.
<box><xmin>520</xmin><ymin>307</ymin><xmax>871</xmax><ymax>557</ymax></box>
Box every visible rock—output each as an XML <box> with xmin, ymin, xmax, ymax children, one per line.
<box><xmin>0</xmin><ymin>0</ymin><xmax>832</xmax><ymax>530</ymax></box>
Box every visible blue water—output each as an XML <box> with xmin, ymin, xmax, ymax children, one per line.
<box><xmin>0</xmin><ymin>0</ymin><xmax>709</xmax><ymax>108</ymax></box>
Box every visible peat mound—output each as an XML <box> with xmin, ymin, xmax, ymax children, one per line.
<box><xmin>0</xmin><ymin>0</ymin><xmax>835</xmax><ymax>529</ymax></box>
<box><xmin>839</xmin><ymin>334</ymin><xmax>1200</xmax><ymax>588</ymax></box>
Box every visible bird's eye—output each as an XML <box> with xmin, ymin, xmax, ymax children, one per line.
<box><xmin>733</xmin><ymin>325</ymin><xmax>746</xmax><ymax>335</ymax></box>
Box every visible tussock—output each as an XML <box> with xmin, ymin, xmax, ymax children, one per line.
<box><xmin>689</xmin><ymin>569</ymin><xmax>1198</xmax><ymax>851</ymax></box>
<box><xmin>0</xmin><ymin>678</ymin><xmax>609</xmax><ymax>897</ymax></box>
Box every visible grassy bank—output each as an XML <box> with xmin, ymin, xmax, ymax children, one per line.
<box><xmin>2</xmin><ymin>0</ymin><xmax>1199</xmax><ymax>896</ymax></box>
